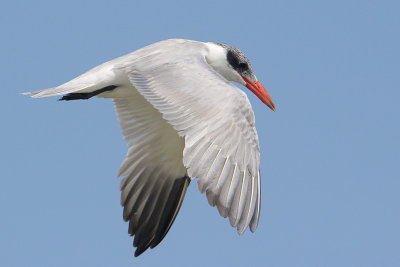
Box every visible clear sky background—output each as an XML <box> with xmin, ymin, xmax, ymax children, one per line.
<box><xmin>1</xmin><ymin>0</ymin><xmax>399</xmax><ymax>266</ymax></box>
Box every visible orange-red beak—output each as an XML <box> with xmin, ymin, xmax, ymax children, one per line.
<box><xmin>241</xmin><ymin>75</ymin><xmax>276</xmax><ymax>111</ymax></box>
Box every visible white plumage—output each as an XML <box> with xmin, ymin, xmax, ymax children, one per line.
<box><xmin>25</xmin><ymin>39</ymin><xmax>275</xmax><ymax>257</ymax></box>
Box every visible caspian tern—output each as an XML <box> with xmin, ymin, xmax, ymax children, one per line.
<box><xmin>24</xmin><ymin>39</ymin><xmax>276</xmax><ymax>257</ymax></box>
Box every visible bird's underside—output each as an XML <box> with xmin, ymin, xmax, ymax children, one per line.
<box><xmin>25</xmin><ymin>39</ymin><xmax>265</xmax><ymax>257</ymax></box>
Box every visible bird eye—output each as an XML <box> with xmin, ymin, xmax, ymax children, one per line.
<box><xmin>239</xmin><ymin>63</ymin><xmax>248</xmax><ymax>70</ymax></box>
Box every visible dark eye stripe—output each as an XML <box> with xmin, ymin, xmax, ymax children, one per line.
<box><xmin>227</xmin><ymin>50</ymin><xmax>240</xmax><ymax>69</ymax></box>
<box><xmin>227</xmin><ymin>50</ymin><xmax>249</xmax><ymax>72</ymax></box>
<box><xmin>239</xmin><ymin>62</ymin><xmax>249</xmax><ymax>70</ymax></box>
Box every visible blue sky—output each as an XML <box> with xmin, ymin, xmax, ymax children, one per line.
<box><xmin>1</xmin><ymin>0</ymin><xmax>399</xmax><ymax>266</ymax></box>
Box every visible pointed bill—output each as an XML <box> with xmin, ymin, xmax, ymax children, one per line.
<box><xmin>241</xmin><ymin>75</ymin><xmax>276</xmax><ymax>111</ymax></box>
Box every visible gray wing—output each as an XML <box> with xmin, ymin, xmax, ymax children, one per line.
<box><xmin>114</xmin><ymin>95</ymin><xmax>190</xmax><ymax>257</ymax></box>
<box><xmin>119</xmin><ymin>41</ymin><xmax>261</xmax><ymax>234</ymax></box>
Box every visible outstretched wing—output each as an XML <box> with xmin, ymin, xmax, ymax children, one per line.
<box><xmin>122</xmin><ymin>45</ymin><xmax>262</xmax><ymax>234</ymax></box>
<box><xmin>114</xmin><ymin>95</ymin><xmax>189</xmax><ymax>257</ymax></box>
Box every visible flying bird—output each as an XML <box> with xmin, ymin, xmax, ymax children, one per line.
<box><xmin>24</xmin><ymin>39</ymin><xmax>276</xmax><ymax>257</ymax></box>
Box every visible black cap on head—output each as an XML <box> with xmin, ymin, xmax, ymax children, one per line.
<box><xmin>214</xmin><ymin>43</ymin><xmax>257</xmax><ymax>83</ymax></box>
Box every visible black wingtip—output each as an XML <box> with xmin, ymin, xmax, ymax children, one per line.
<box><xmin>58</xmin><ymin>93</ymin><xmax>90</xmax><ymax>101</ymax></box>
<box><xmin>134</xmin><ymin>248</ymin><xmax>145</xmax><ymax>257</ymax></box>
<box><xmin>132</xmin><ymin>176</ymin><xmax>191</xmax><ymax>257</ymax></box>
<box><xmin>151</xmin><ymin>177</ymin><xmax>190</xmax><ymax>247</ymax></box>
<box><xmin>58</xmin><ymin>85</ymin><xmax>118</xmax><ymax>101</ymax></box>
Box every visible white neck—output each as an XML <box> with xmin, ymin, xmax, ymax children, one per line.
<box><xmin>204</xmin><ymin>42</ymin><xmax>244</xmax><ymax>85</ymax></box>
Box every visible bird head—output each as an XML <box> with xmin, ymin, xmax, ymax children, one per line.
<box><xmin>205</xmin><ymin>42</ymin><xmax>276</xmax><ymax>111</ymax></box>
